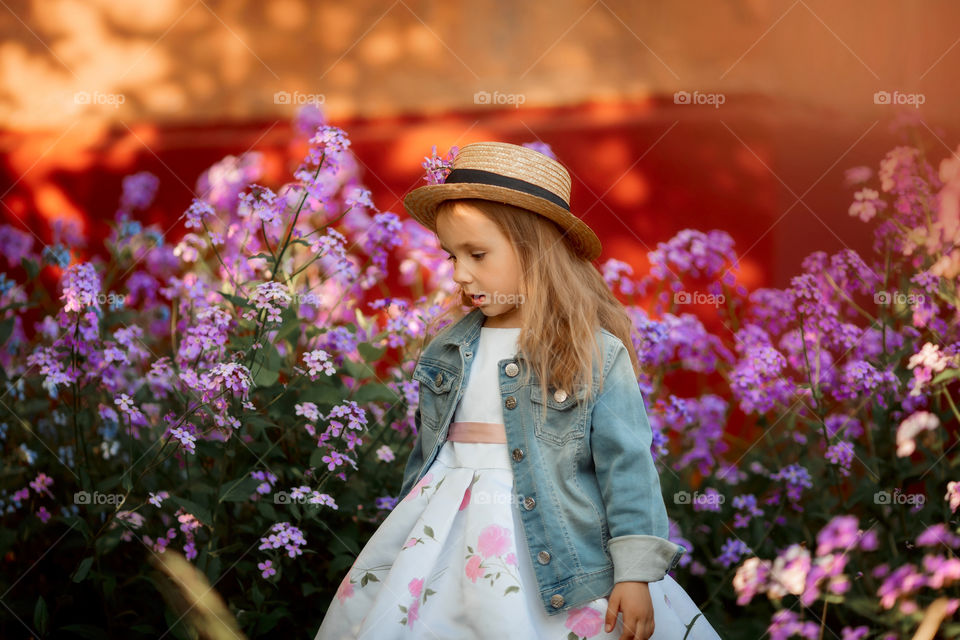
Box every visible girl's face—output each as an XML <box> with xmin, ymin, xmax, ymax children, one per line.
<box><xmin>435</xmin><ymin>202</ymin><xmax>525</xmax><ymax>328</ymax></box>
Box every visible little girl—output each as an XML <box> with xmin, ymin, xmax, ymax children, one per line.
<box><xmin>315</xmin><ymin>142</ymin><xmax>723</xmax><ymax>639</ymax></box>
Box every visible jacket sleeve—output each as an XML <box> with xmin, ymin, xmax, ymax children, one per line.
<box><xmin>397</xmin><ymin>406</ymin><xmax>425</xmax><ymax>500</ymax></box>
<box><xmin>590</xmin><ymin>340</ymin><xmax>686</xmax><ymax>583</ymax></box>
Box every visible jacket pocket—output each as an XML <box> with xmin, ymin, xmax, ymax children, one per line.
<box><xmin>529</xmin><ymin>385</ymin><xmax>588</xmax><ymax>445</ymax></box>
<box><xmin>413</xmin><ymin>360</ymin><xmax>457</xmax><ymax>431</ymax></box>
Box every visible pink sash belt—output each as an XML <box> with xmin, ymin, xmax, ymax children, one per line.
<box><xmin>447</xmin><ymin>421</ymin><xmax>507</xmax><ymax>443</ymax></box>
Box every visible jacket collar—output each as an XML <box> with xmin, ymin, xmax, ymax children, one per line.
<box><xmin>431</xmin><ymin>307</ymin><xmax>531</xmax><ymax>361</ymax></box>
<box><xmin>436</xmin><ymin>307</ymin><xmax>486</xmax><ymax>348</ymax></box>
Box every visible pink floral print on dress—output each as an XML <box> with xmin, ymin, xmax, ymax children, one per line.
<box><xmin>565</xmin><ymin>606</ymin><xmax>606</xmax><ymax>638</ymax></box>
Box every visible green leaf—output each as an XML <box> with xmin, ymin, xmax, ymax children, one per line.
<box><xmin>216</xmin><ymin>290</ymin><xmax>252</xmax><ymax>309</ymax></box>
<box><xmin>72</xmin><ymin>556</ymin><xmax>94</xmax><ymax>583</ymax></box>
<box><xmin>219</xmin><ymin>476</ymin><xmax>262</xmax><ymax>502</ymax></box>
<box><xmin>33</xmin><ymin>596</ymin><xmax>48</xmax><ymax>636</ymax></box>
<box><xmin>21</xmin><ymin>257</ymin><xmax>39</xmax><ymax>280</ymax></box>
<box><xmin>253</xmin><ymin>365</ymin><xmax>280</xmax><ymax>388</ymax></box>
<box><xmin>505</xmin><ymin>585</ymin><xmax>519</xmax><ymax>595</ymax></box>
<box><xmin>59</xmin><ymin>624</ymin><xmax>108</xmax><ymax>639</ymax></box>
<box><xmin>0</xmin><ymin>317</ymin><xmax>14</xmax><ymax>347</ymax></box>
<box><xmin>342</xmin><ymin>358</ymin><xmax>375</xmax><ymax>379</ymax></box>
<box><xmin>932</xmin><ymin>368</ymin><xmax>960</xmax><ymax>385</ymax></box>
<box><xmin>353</xmin><ymin>384</ymin><xmax>403</xmax><ymax>403</ymax></box>
<box><xmin>357</xmin><ymin>342</ymin><xmax>386</xmax><ymax>362</ymax></box>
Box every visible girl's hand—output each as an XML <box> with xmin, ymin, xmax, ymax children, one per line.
<box><xmin>604</xmin><ymin>581</ymin><xmax>655</xmax><ymax>640</ymax></box>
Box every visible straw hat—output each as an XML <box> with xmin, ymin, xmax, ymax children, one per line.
<box><xmin>403</xmin><ymin>142</ymin><xmax>602</xmax><ymax>261</ymax></box>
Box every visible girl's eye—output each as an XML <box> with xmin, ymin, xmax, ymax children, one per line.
<box><xmin>471</xmin><ymin>253</ymin><xmax>485</xmax><ymax>260</ymax></box>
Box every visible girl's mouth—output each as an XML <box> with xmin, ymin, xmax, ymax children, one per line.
<box><xmin>470</xmin><ymin>294</ymin><xmax>486</xmax><ymax>305</ymax></box>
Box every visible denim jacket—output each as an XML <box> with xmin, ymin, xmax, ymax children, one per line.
<box><xmin>398</xmin><ymin>308</ymin><xmax>686</xmax><ymax>616</ymax></box>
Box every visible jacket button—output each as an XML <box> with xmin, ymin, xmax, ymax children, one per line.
<box><xmin>523</xmin><ymin>496</ymin><xmax>536</xmax><ymax>510</ymax></box>
<box><xmin>537</xmin><ymin>550</ymin><xmax>551</xmax><ymax>564</ymax></box>
<box><xmin>505</xmin><ymin>396</ymin><xmax>517</xmax><ymax>409</ymax></box>
<box><xmin>434</xmin><ymin>372</ymin><xmax>443</xmax><ymax>386</ymax></box>
<box><xmin>550</xmin><ymin>593</ymin><xmax>564</xmax><ymax>608</ymax></box>
<box><xmin>505</xmin><ymin>362</ymin><xmax>519</xmax><ymax>377</ymax></box>
<box><xmin>553</xmin><ymin>388</ymin><xmax>568</xmax><ymax>402</ymax></box>
<box><xmin>512</xmin><ymin>447</ymin><xmax>524</xmax><ymax>461</ymax></box>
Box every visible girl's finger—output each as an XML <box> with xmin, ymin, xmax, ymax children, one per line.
<box><xmin>604</xmin><ymin>597</ymin><xmax>619</xmax><ymax>633</ymax></box>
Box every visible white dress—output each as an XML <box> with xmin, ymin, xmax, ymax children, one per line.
<box><xmin>315</xmin><ymin>326</ymin><xmax>722</xmax><ymax>639</ymax></box>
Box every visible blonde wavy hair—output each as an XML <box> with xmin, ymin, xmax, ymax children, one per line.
<box><xmin>421</xmin><ymin>199</ymin><xmax>640</xmax><ymax>423</ymax></box>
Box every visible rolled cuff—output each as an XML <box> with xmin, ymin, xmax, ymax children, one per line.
<box><xmin>608</xmin><ymin>534</ymin><xmax>686</xmax><ymax>583</ymax></box>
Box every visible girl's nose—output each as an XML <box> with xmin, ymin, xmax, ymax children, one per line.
<box><xmin>452</xmin><ymin>262</ymin><xmax>472</xmax><ymax>286</ymax></box>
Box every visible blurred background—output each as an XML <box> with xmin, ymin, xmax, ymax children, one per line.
<box><xmin>1</xmin><ymin>0</ymin><xmax>958</xmax><ymax>295</ymax></box>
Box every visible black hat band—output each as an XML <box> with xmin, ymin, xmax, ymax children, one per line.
<box><xmin>443</xmin><ymin>168</ymin><xmax>570</xmax><ymax>211</ymax></box>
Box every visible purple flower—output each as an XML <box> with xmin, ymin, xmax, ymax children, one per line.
<box><xmin>294</xmin><ymin>103</ymin><xmax>326</xmax><ymax>137</ymax></box>
<box><xmin>816</xmin><ymin>515</ymin><xmax>862</xmax><ymax>555</ymax></box>
<box><xmin>29</xmin><ymin>472</ymin><xmax>54</xmax><ymax>497</ymax></box>
<box><xmin>258</xmin><ymin>559</ymin><xmax>276</xmax><ymax>578</ymax></box>
<box><xmin>61</xmin><ymin>263</ymin><xmax>101</xmax><ymax>313</ymax></box>
<box><xmin>195</xmin><ymin>152</ymin><xmax>264</xmax><ymax>211</ymax></box>
<box><xmin>119</xmin><ymin>171</ymin><xmax>160</xmax><ymax>212</ymax></box>
<box><xmin>251</xmin><ymin>470</ymin><xmax>278</xmax><ymax>496</ymax></box>
<box><xmin>148</xmin><ymin>491</ymin><xmax>169</xmax><ymax>508</ymax></box>
<box><xmin>730</xmin><ymin>345</ymin><xmax>794</xmax><ymax>414</ymax></box>
<box><xmin>422</xmin><ymin>145</ymin><xmax>458</xmax><ymax>185</ymax></box>
<box><xmin>521</xmin><ymin>141</ymin><xmax>556</xmax><ymax>159</ymax></box>
<box><xmin>302</xmin><ymin>349</ymin><xmax>335</xmax><ymax>379</ymax></box>
<box><xmin>377</xmin><ymin>495</ymin><xmax>399</xmax><ymax>510</ymax></box>
<box><xmin>170</xmin><ymin>426</ymin><xmax>197</xmax><ymax>454</ymax></box>
<box><xmin>248</xmin><ymin>281</ymin><xmax>292</xmax><ymax>325</ymax></box>
<box><xmin>825</xmin><ymin>440</ymin><xmax>855</xmax><ymax>476</ymax></box>
<box><xmin>648</xmin><ymin>229</ymin><xmax>738</xmax><ymax>281</ymax></box>
<box><xmin>258</xmin><ymin>522</ymin><xmax>306</xmax><ymax>558</ymax></box>
<box><xmin>916</xmin><ymin>523</ymin><xmax>960</xmax><ymax>548</ymax></box>
<box><xmin>184</xmin><ymin>198</ymin><xmax>216</xmax><ymax>230</ymax></box>
<box><xmin>732</xmin><ymin>494</ymin><xmax>763</xmax><ymax>529</ymax></box>
<box><xmin>717</xmin><ymin>538</ymin><xmax>752</xmax><ymax>568</ymax></box>
<box><xmin>0</xmin><ymin>224</ymin><xmax>36</xmax><ymax>268</ymax></box>
<box><xmin>239</xmin><ymin>184</ymin><xmax>284</xmax><ymax>227</ymax></box>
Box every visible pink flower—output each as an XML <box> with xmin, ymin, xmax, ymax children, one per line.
<box><xmin>403</xmin><ymin>473</ymin><xmax>433</xmax><ymax>503</ymax></box>
<box><xmin>565</xmin><ymin>606</ymin><xmax>603</xmax><ymax>637</ymax></box>
<box><xmin>459</xmin><ymin>487</ymin><xmax>471</xmax><ymax>511</ymax></box>
<box><xmin>946</xmin><ymin>481</ymin><xmax>960</xmax><ymax>513</ymax></box>
<box><xmin>465</xmin><ymin>554</ymin><xmax>483</xmax><ymax>582</ymax></box>
<box><xmin>408</xmin><ymin>577</ymin><xmax>424</xmax><ymax>598</ymax></box>
<box><xmin>477</xmin><ymin>524</ymin><xmax>511</xmax><ymax>558</ymax></box>
<box><xmin>335</xmin><ymin>574</ymin><xmax>354</xmax><ymax>603</ymax></box>
<box><xmin>733</xmin><ymin>557</ymin><xmax>770</xmax><ymax>605</ymax></box>
<box><xmin>407</xmin><ymin>599</ymin><xmax>420</xmax><ymax>627</ymax></box>
<box><xmin>896</xmin><ymin>411</ymin><xmax>940</xmax><ymax>457</ymax></box>
<box><xmin>506</xmin><ymin>553</ymin><xmax>517</xmax><ymax>566</ymax></box>
<box><xmin>402</xmin><ymin>537</ymin><xmax>417</xmax><ymax>549</ymax></box>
